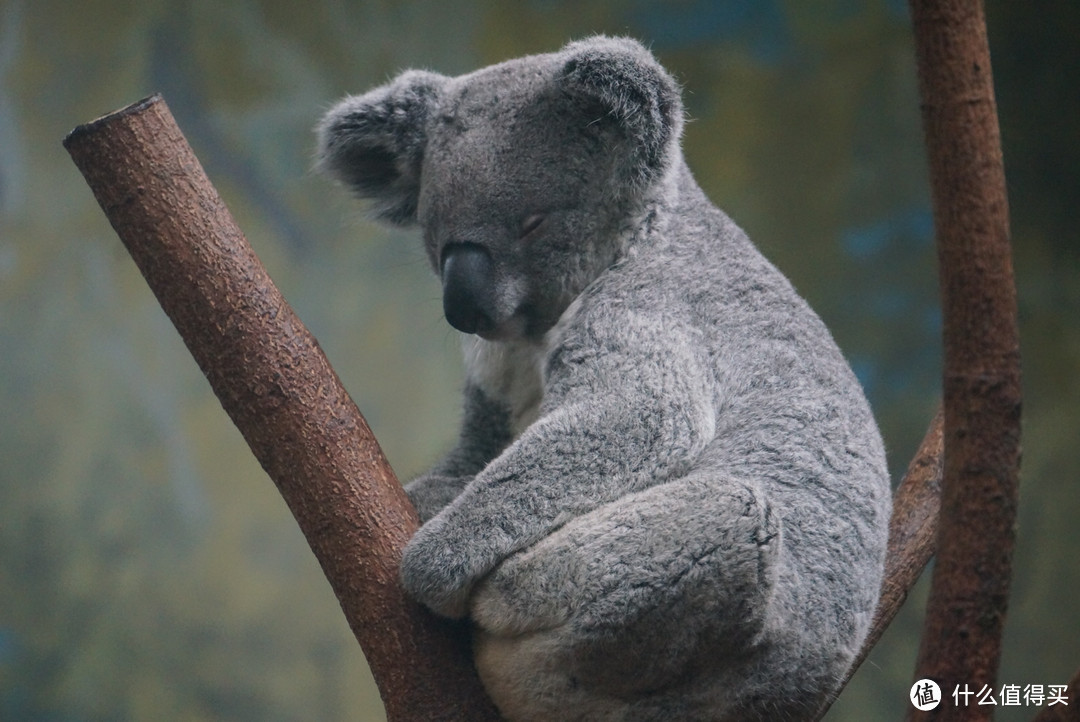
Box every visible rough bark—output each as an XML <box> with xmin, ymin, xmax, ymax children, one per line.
<box><xmin>873</xmin><ymin>409</ymin><xmax>944</xmax><ymax>648</ymax></box>
<box><xmin>907</xmin><ymin>1</ymin><xmax>1022</xmax><ymax>720</ymax></box>
<box><xmin>63</xmin><ymin>95</ymin><xmax>502</xmax><ymax>722</ymax></box>
<box><xmin>812</xmin><ymin>408</ymin><xmax>943</xmax><ymax>721</ymax></box>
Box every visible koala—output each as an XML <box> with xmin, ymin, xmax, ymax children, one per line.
<box><xmin>317</xmin><ymin>37</ymin><xmax>891</xmax><ymax>722</ymax></box>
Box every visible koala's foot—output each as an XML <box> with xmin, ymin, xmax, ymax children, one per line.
<box><xmin>470</xmin><ymin>473</ymin><xmax>781</xmax><ymax>716</ymax></box>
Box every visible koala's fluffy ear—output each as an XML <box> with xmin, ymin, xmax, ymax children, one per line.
<box><xmin>316</xmin><ymin>70</ymin><xmax>446</xmax><ymax>226</ymax></box>
<box><xmin>558</xmin><ymin>36</ymin><xmax>684</xmax><ymax>189</ymax></box>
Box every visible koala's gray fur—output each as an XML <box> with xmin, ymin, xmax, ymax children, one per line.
<box><xmin>317</xmin><ymin>36</ymin><xmax>891</xmax><ymax>722</ymax></box>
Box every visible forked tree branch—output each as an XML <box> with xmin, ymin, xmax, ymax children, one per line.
<box><xmin>63</xmin><ymin>95</ymin><xmax>502</xmax><ymax>722</ymax></box>
<box><xmin>65</xmin><ymin>91</ymin><xmax>954</xmax><ymax>720</ymax></box>
<box><xmin>65</xmin><ymin>92</ymin><xmax>949</xmax><ymax>722</ymax></box>
<box><xmin>64</xmin><ymin>70</ymin><xmax>973</xmax><ymax>720</ymax></box>
<box><xmin>906</xmin><ymin>1</ymin><xmax>1022</xmax><ymax>719</ymax></box>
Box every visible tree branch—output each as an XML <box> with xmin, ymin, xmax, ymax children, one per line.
<box><xmin>63</xmin><ymin>95</ymin><xmax>502</xmax><ymax>722</ymax></box>
<box><xmin>907</xmin><ymin>1</ymin><xmax>1022</xmax><ymax>719</ymax></box>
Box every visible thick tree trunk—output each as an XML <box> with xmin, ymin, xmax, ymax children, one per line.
<box><xmin>64</xmin><ymin>95</ymin><xmax>502</xmax><ymax>722</ymax></box>
<box><xmin>907</xmin><ymin>0</ymin><xmax>1022</xmax><ymax>720</ymax></box>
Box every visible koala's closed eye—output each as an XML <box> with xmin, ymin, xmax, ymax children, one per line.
<box><xmin>520</xmin><ymin>214</ymin><xmax>546</xmax><ymax>239</ymax></box>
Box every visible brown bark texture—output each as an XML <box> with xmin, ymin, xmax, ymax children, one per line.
<box><xmin>907</xmin><ymin>0</ymin><xmax>1022</xmax><ymax>720</ymax></box>
<box><xmin>812</xmin><ymin>409</ymin><xmax>944</xmax><ymax>721</ymax></box>
<box><xmin>63</xmin><ymin>95</ymin><xmax>502</xmax><ymax>722</ymax></box>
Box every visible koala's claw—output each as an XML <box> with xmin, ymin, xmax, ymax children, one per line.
<box><xmin>399</xmin><ymin>523</ymin><xmax>477</xmax><ymax>619</ymax></box>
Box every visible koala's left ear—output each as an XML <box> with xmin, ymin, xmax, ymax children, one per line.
<box><xmin>317</xmin><ymin>70</ymin><xmax>447</xmax><ymax>226</ymax></box>
<box><xmin>558</xmin><ymin>36</ymin><xmax>684</xmax><ymax>188</ymax></box>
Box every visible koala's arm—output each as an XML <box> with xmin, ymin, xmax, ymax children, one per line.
<box><xmin>400</xmin><ymin>321</ymin><xmax>716</xmax><ymax>617</ymax></box>
<box><xmin>404</xmin><ymin>384</ymin><xmax>514</xmax><ymax>523</ymax></box>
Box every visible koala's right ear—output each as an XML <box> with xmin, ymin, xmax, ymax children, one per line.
<box><xmin>316</xmin><ymin>70</ymin><xmax>446</xmax><ymax>226</ymax></box>
<box><xmin>558</xmin><ymin>37</ymin><xmax>684</xmax><ymax>192</ymax></box>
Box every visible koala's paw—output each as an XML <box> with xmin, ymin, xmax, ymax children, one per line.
<box><xmin>470</xmin><ymin>549</ymin><xmax>575</xmax><ymax>635</ymax></box>
<box><xmin>399</xmin><ymin>519</ymin><xmax>478</xmax><ymax>619</ymax></box>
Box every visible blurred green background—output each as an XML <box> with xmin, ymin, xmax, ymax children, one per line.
<box><xmin>1</xmin><ymin>1</ymin><xmax>1076</xmax><ymax>720</ymax></box>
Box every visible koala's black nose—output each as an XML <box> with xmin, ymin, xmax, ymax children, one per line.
<box><xmin>441</xmin><ymin>243</ymin><xmax>496</xmax><ymax>335</ymax></box>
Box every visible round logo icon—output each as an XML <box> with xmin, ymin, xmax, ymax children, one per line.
<box><xmin>911</xmin><ymin>679</ymin><xmax>942</xmax><ymax>711</ymax></box>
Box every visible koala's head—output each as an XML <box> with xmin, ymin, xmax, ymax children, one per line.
<box><xmin>317</xmin><ymin>37</ymin><xmax>683</xmax><ymax>341</ymax></box>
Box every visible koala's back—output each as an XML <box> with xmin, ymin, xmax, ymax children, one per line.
<box><xmin>469</xmin><ymin>169</ymin><xmax>890</xmax><ymax>721</ymax></box>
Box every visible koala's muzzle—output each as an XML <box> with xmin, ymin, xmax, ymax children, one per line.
<box><xmin>441</xmin><ymin>243</ymin><xmax>498</xmax><ymax>336</ymax></box>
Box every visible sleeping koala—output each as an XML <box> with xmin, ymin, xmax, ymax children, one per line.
<box><xmin>317</xmin><ymin>36</ymin><xmax>891</xmax><ymax>722</ymax></box>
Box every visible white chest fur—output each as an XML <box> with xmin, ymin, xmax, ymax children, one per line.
<box><xmin>463</xmin><ymin>335</ymin><xmax>546</xmax><ymax>439</ymax></box>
